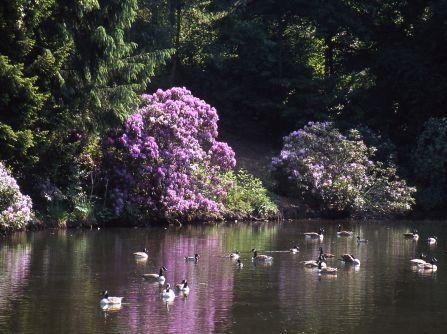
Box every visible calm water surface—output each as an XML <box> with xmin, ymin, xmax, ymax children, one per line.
<box><xmin>1</xmin><ymin>221</ymin><xmax>447</xmax><ymax>333</ymax></box>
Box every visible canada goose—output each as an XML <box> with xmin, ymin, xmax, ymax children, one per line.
<box><xmin>176</xmin><ymin>279</ymin><xmax>186</xmax><ymax>290</ymax></box>
<box><xmin>357</xmin><ymin>236</ymin><xmax>368</xmax><ymax>244</ymax></box>
<box><xmin>418</xmin><ymin>258</ymin><xmax>438</xmax><ymax>271</ymax></box>
<box><xmin>142</xmin><ymin>266</ymin><xmax>167</xmax><ymax>283</ymax></box>
<box><xmin>410</xmin><ymin>253</ymin><xmax>427</xmax><ymax>266</ymax></box>
<box><xmin>318</xmin><ymin>261</ymin><xmax>337</xmax><ymax>274</ymax></box>
<box><xmin>229</xmin><ymin>251</ymin><xmax>240</xmax><ymax>259</ymax></box>
<box><xmin>161</xmin><ymin>283</ymin><xmax>175</xmax><ymax>299</ymax></box>
<box><xmin>427</xmin><ymin>236</ymin><xmax>437</xmax><ymax>245</ymax></box>
<box><xmin>185</xmin><ymin>253</ymin><xmax>200</xmax><ymax>261</ymax></box>
<box><xmin>179</xmin><ymin>280</ymin><xmax>190</xmax><ymax>294</ymax></box>
<box><xmin>101</xmin><ymin>303</ymin><xmax>122</xmax><ymax>312</ymax></box>
<box><xmin>302</xmin><ymin>259</ymin><xmax>327</xmax><ymax>268</ymax></box>
<box><xmin>319</xmin><ymin>247</ymin><xmax>334</xmax><ymax>258</ymax></box>
<box><xmin>290</xmin><ymin>245</ymin><xmax>299</xmax><ymax>253</ymax></box>
<box><xmin>100</xmin><ymin>290</ymin><xmax>123</xmax><ymax>305</ymax></box>
<box><xmin>133</xmin><ymin>248</ymin><xmax>149</xmax><ymax>259</ymax></box>
<box><xmin>236</xmin><ymin>259</ymin><xmax>243</xmax><ymax>268</ymax></box>
<box><xmin>340</xmin><ymin>254</ymin><xmax>361</xmax><ymax>265</ymax></box>
<box><xmin>403</xmin><ymin>229</ymin><xmax>419</xmax><ymax>240</ymax></box>
<box><xmin>251</xmin><ymin>248</ymin><xmax>273</xmax><ymax>262</ymax></box>
<box><xmin>337</xmin><ymin>225</ymin><xmax>353</xmax><ymax>237</ymax></box>
<box><xmin>303</xmin><ymin>253</ymin><xmax>327</xmax><ymax>268</ymax></box>
<box><xmin>304</xmin><ymin>228</ymin><xmax>324</xmax><ymax>240</ymax></box>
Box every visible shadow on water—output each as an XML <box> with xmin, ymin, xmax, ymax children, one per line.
<box><xmin>1</xmin><ymin>221</ymin><xmax>447</xmax><ymax>334</ymax></box>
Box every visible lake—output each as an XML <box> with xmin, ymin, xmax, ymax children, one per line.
<box><xmin>1</xmin><ymin>221</ymin><xmax>446</xmax><ymax>333</ymax></box>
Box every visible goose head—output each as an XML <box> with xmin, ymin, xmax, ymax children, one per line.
<box><xmin>165</xmin><ymin>283</ymin><xmax>171</xmax><ymax>292</ymax></box>
<box><xmin>101</xmin><ymin>290</ymin><xmax>109</xmax><ymax>298</ymax></box>
<box><xmin>337</xmin><ymin>224</ymin><xmax>342</xmax><ymax>231</ymax></box>
<box><xmin>143</xmin><ymin>248</ymin><xmax>149</xmax><ymax>254</ymax></box>
<box><xmin>194</xmin><ymin>253</ymin><xmax>200</xmax><ymax>260</ymax></box>
<box><xmin>431</xmin><ymin>257</ymin><xmax>438</xmax><ymax>264</ymax></box>
<box><xmin>318</xmin><ymin>228</ymin><xmax>324</xmax><ymax>235</ymax></box>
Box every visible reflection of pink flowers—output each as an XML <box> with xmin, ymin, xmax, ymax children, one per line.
<box><xmin>0</xmin><ymin>245</ymin><xmax>32</xmax><ymax>311</ymax></box>
<box><xmin>125</xmin><ymin>232</ymin><xmax>234</xmax><ymax>333</ymax></box>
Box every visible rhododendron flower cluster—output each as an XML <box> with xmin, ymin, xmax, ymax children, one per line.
<box><xmin>105</xmin><ymin>87</ymin><xmax>236</xmax><ymax>221</ymax></box>
<box><xmin>272</xmin><ymin>122</ymin><xmax>416</xmax><ymax>217</ymax></box>
<box><xmin>0</xmin><ymin>162</ymin><xmax>33</xmax><ymax>228</ymax></box>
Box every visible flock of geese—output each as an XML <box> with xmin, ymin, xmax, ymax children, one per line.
<box><xmin>100</xmin><ymin>252</ymin><xmax>200</xmax><ymax>309</ymax></box>
<box><xmin>100</xmin><ymin>225</ymin><xmax>440</xmax><ymax>309</ymax></box>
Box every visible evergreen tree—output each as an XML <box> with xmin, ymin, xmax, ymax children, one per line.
<box><xmin>54</xmin><ymin>0</ymin><xmax>172</xmax><ymax>130</ymax></box>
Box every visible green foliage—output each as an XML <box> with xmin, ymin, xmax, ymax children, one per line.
<box><xmin>2</xmin><ymin>0</ymin><xmax>447</xmax><ymax>221</ymax></box>
<box><xmin>70</xmin><ymin>190</ymin><xmax>96</xmax><ymax>225</ymax></box>
<box><xmin>413</xmin><ymin>118</ymin><xmax>447</xmax><ymax>212</ymax></box>
<box><xmin>0</xmin><ymin>0</ymin><xmax>172</xmax><ymax>225</ymax></box>
<box><xmin>0</xmin><ymin>53</ymin><xmax>48</xmax><ymax>170</ymax></box>
<box><xmin>223</xmin><ymin>169</ymin><xmax>278</xmax><ymax>218</ymax></box>
<box><xmin>55</xmin><ymin>0</ymin><xmax>173</xmax><ymax>129</ymax></box>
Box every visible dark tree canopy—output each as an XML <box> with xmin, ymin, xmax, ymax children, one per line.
<box><xmin>1</xmin><ymin>0</ymin><xmax>446</xmax><ymax>222</ymax></box>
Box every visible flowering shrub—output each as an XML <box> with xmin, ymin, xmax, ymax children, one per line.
<box><xmin>105</xmin><ymin>87</ymin><xmax>236</xmax><ymax>221</ymax></box>
<box><xmin>413</xmin><ymin>117</ymin><xmax>447</xmax><ymax>211</ymax></box>
<box><xmin>272</xmin><ymin>122</ymin><xmax>416</xmax><ymax>217</ymax></box>
<box><xmin>0</xmin><ymin>162</ymin><xmax>33</xmax><ymax>229</ymax></box>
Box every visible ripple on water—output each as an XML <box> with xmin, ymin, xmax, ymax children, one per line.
<box><xmin>0</xmin><ymin>222</ymin><xmax>447</xmax><ymax>334</ymax></box>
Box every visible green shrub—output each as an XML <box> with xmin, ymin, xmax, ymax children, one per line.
<box><xmin>70</xmin><ymin>190</ymin><xmax>96</xmax><ymax>225</ymax></box>
<box><xmin>223</xmin><ymin>169</ymin><xmax>277</xmax><ymax>218</ymax></box>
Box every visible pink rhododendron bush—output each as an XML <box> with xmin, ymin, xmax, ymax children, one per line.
<box><xmin>0</xmin><ymin>162</ymin><xmax>33</xmax><ymax>229</ymax></box>
<box><xmin>105</xmin><ymin>87</ymin><xmax>238</xmax><ymax>222</ymax></box>
<box><xmin>272</xmin><ymin>122</ymin><xmax>416</xmax><ymax>218</ymax></box>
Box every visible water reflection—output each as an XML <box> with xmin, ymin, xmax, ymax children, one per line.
<box><xmin>0</xmin><ymin>234</ymin><xmax>32</xmax><ymax>316</ymax></box>
<box><xmin>0</xmin><ymin>222</ymin><xmax>447</xmax><ymax>333</ymax></box>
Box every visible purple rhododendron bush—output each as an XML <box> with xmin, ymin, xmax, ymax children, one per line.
<box><xmin>104</xmin><ymin>87</ymin><xmax>241</xmax><ymax>222</ymax></box>
<box><xmin>272</xmin><ymin>122</ymin><xmax>416</xmax><ymax>218</ymax></box>
<box><xmin>0</xmin><ymin>162</ymin><xmax>33</xmax><ymax>230</ymax></box>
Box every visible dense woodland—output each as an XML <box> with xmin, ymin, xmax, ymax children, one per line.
<box><xmin>1</xmin><ymin>0</ymin><xmax>447</xmax><ymax>230</ymax></box>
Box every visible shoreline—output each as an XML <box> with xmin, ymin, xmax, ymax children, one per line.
<box><xmin>2</xmin><ymin>213</ymin><xmax>446</xmax><ymax>237</ymax></box>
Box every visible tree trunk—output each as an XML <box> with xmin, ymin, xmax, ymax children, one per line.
<box><xmin>170</xmin><ymin>0</ymin><xmax>182</xmax><ymax>84</ymax></box>
<box><xmin>324</xmin><ymin>35</ymin><xmax>334</xmax><ymax>78</ymax></box>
